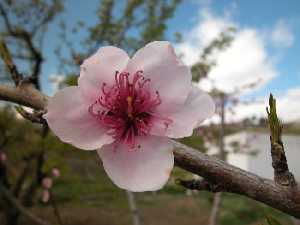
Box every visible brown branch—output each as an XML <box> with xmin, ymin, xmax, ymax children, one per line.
<box><xmin>0</xmin><ymin>184</ymin><xmax>53</xmax><ymax>225</ymax></box>
<box><xmin>0</xmin><ymin>3</ymin><xmax>43</xmax><ymax>89</ymax></box>
<box><xmin>173</xmin><ymin>141</ymin><xmax>300</xmax><ymax>218</ymax></box>
<box><xmin>0</xmin><ymin>84</ymin><xmax>48</xmax><ymax>110</ymax></box>
<box><xmin>267</xmin><ymin>94</ymin><xmax>297</xmax><ymax>187</ymax></box>
<box><xmin>12</xmin><ymin>157</ymin><xmax>33</xmax><ymax>198</ymax></box>
<box><xmin>15</xmin><ymin>106</ymin><xmax>47</xmax><ymax>124</ymax></box>
<box><xmin>0</xmin><ymin>39</ymin><xmax>23</xmax><ymax>85</ymax></box>
<box><xmin>49</xmin><ymin>190</ymin><xmax>64</xmax><ymax>225</ymax></box>
<box><xmin>1</xmin><ymin>83</ymin><xmax>300</xmax><ymax>218</ymax></box>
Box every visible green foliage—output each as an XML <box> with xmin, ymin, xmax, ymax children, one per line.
<box><xmin>88</xmin><ymin>0</ymin><xmax>181</xmax><ymax>53</ymax></box>
<box><xmin>63</xmin><ymin>74</ymin><xmax>78</xmax><ymax>86</ymax></box>
<box><xmin>266</xmin><ymin>215</ymin><xmax>284</xmax><ymax>225</ymax></box>
<box><xmin>0</xmin><ymin>106</ymin><xmax>76</xmax><ymax>207</ymax></box>
<box><xmin>217</xmin><ymin>193</ymin><xmax>291</xmax><ymax>225</ymax></box>
<box><xmin>179</xmin><ymin>132</ymin><xmax>206</xmax><ymax>152</ymax></box>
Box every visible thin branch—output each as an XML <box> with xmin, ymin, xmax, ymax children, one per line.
<box><xmin>0</xmin><ymin>3</ymin><xmax>14</xmax><ymax>34</ymax></box>
<box><xmin>15</xmin><ymin>106</ymin><xmax>47</xmax><ymax>124</ymax></box>
<box><xmin>0</xmin><ymin>184</ymin><xmax>53</xmax><ymax>225</ymax></box>
<box><xmin>0</xmin><ymin>39</ymin><xmax>23</xmax><ymax>85</ymax></box>
<box><xmin>267</xmin><ymin>94</ymin><xmax>297</xmax><ymax>187</ymax></box>
<box><xmin>0</xmin><ymin>3</ymin><xmax>43</xmax><ymax>89</ymax></box>
<box><xmin>0</xmin><ymin>84</ymin><xmax>48</xmax><ymax>110</ymax></box>
<box><xmin>12</xmin><ymin>157</ymin><xmax>34</xmax><ymax>197</ymax></box>
<box><xmin>49</xmin><ymin>190</ymin><xmax>64</xmax><ymax>225</ymax></box>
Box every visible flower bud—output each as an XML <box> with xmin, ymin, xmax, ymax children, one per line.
<box><xmin>52</xmin><ymin>168</ymin><xmax>61</xmax><ymax>178</ymax></box>
<box><xmin>42</xmin><ymin>189</ymin><xmax>50</xmax><ymax>203</ymax></box>
<box><xmin>42</xmin><ymin>177</ymin><xmax>53</xmax><ymax>189</ymax></box>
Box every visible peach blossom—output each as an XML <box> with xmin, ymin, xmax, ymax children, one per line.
<box><xmin>44</xmin><ymin>41</ymin><xmax>215</xmax><ymax>192</ymax></box>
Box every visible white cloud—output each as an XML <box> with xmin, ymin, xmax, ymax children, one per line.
<box><xmin>199</xmin><ymin>29</ymin><xmax>276</xmax><ymax>93</ymax></box>
<box><xmin>176</xmin><ymin>9</ymin><xmax>235</xmax><ymax>66</ymax></box>
<box><xmin>228</xmin><ymin>87</ymin><xmax>300</xmax><ymax>123</ymax></box>
<box><xmin>175</xmin><ymin>8</ymin><xmax>300</xmax><ymax>122</ymax></box>
<box><xmin>49</xmin><ymin>74</ymin><xmax>65</xmax><ymax>93</ymax></box>
<box><xmin>271</xmin><ymin>20</ymin><xmax>294</xmax><ymax>48</ymax></box>
<box><xmin>175</xmin><ymin>9</ymin><xmax>277</xmax><ymax>94</ymax></box>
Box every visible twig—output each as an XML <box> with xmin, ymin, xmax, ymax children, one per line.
<box><xmin>0</xmin><ymin>39</ymin><xmax>23</xmax><ymax>85</ymax></box>
<box><xmin>0</xmin><ymin>184</ymin><xmax>53</xmax><ymax>225</ymax></box>
<box><xmin>15</xmin><ymin>106</ymin><xmax>47</xmax><ymax>124</ymax></box>
<box><xmin>266</xmin><ymin>94</ymin><xmax>297</xmax><ymax>187</ymax></box>
<box><xmin>49</xmin><ymin>190</ymin><xmax>64</xmax><ymax>225</ymax></box>
<box><xmin>0</xmin><ymin>2</ymin><xmax>43</xmax><ymax>89</ymax></box>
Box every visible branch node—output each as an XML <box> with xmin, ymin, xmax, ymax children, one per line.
<box><xmin>15</xmin><ymin>106</ymin><xmax>47</xmax><ymax>124</ymax></box>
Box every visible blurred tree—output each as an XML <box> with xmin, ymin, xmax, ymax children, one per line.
<box><xmin>56</xmin><ymin>0</ymin><xmax>181</xmax><ymax>74</ymax></box>
<box><xmin>0</xmin><ymin>1</ymin><xmax>64</xmax><ymax>224</ymax></box>
<box><xmin>0</xmin><ymin>0</ymin><xmax>63</xmax><ymax>88</ymax></box>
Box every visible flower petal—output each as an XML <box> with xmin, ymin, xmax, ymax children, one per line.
<box><xmin>97</xmin><ymin>136</ymin><xmax>174</xmax><ymax>192</ymax></box>
<box><xmin>44</xmin><ymin>87</ymin><xmax>113</xmax><ymax>150</ymax></box>
<box><xmin>127</xmin><ymin>41</ymin><xmax>191</xmax><ymax>107</ymax></box>
<box><xmin>79</xmin><ymin>46</ymin><xmax>129</xmax><ymax>100</ymax></box>
<box><xmin>150</xmin><ymin>87</ymin><xmax>215</xmax><ymax>138</ymax></box>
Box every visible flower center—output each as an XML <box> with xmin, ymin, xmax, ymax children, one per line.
<box><xmin>88</xmin><ymin>70</ymin><xmax>172</xmax><ymax>148</ymax></box>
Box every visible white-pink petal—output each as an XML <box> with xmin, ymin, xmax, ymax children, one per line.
<box><xmin>79</xmin><ymin>46</ymin><xmax>129</xmax><ymax>101</ymax></box>
<box><xmin>127</xmin><ymin>41</ymin><xmax>191</xmax><ymax>107</ymax></box>
<box><xmin>150</xmin><ymin>86</ymin><xmax>215</xmax><ymax>138</ymax></box>
<box><xmin>97</xmin><ymin>136</ymin><xmax>174</xmax><ymax>192</ymax></box>
<box><xmin>44</xmin><ymin>87</ymin><xmax>113</xmax><ymax>150</ymax></box>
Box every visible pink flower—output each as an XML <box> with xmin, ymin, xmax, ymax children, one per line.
<box><xmin>42</xmin><ymin>177</ymin><xmax>53</xmax><ymax>189</ymax></box>
<box><xmin>41</xmin><ymin>189</ymin><xmax>50</xmax><ymax>203</ymax></box>
<box><xmin>44</xmin><ymin>41</ymin><xmax>215</xmax><ymax>192</ymax></box>
<box><xmin>0</xmin><ymin>152</ymin><xmax>7</xmax><ymax>162</ymax></box>
<box><xmin>52</xmin><ymin>168</ymin><xmax>60</xmax><ymax>178</ymax></box>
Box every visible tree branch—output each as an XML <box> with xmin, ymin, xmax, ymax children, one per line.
<box><xmin>0</xmin><ymin>84</ymin><xmax>48</xmax><ymax>110</ymax></box>
<box><xmin>0</xmin><ymin>3</ymin><xmax>43</xmax><ymax>89</ymax></box>
<box><xmin>0</xmin><ymin>39</ymin><xmax>23</xmax><ymax>85</ymax></box>
<box><xmin>0</xmin><ymin>184</ymin><xmax>53</xmax><ymax>225</ymax></box>
<box><xmin>1</xmin><ymin>81</ymin><xmax>300</xmax><ymax>218</ymax></box>
<box><xmin>173</xmin><ymin>141</ymin><xmax>300</xmax><ymax>218</ymax></box>
<box><xmin>267</xmin><ymin>94</ymin><xmax>297</xmax><ymax>187</ymax></box>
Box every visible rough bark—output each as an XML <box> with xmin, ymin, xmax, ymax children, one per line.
<box><xmin>173</xmin><ymin>141</ymin><xmax>300</xmax><ymax>218</ymax></box>
<box><xmin>0</xmin><ymin>84</ymin><xmax>48</xmax><ymax>110</ymax></box>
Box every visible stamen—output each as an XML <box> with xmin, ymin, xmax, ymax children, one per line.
<box><xmin>88</xmin><ymin>70</ymin><xmax>172</xmax><ymax>148</ymax></box>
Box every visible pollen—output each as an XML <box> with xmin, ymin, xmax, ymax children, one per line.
<box><xmin>127</xmin><ymin>96</ymin><xmax>133</xmax><ymax>105</ymax></box>
<box><xmin>88</xmin><ymin>70</ymin><xmax>172</xmax><ymax>148</ymax></box>
<box><xmin>127</xmin><ymin>96</ymin><xmax>133</xmax><ymax>118</ymax></box>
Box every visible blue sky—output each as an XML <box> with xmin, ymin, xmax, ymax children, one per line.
<box><xmin>41</xmin><ymin>0</ymin><xmax>300</xmax><ymax>121</ymax></box>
